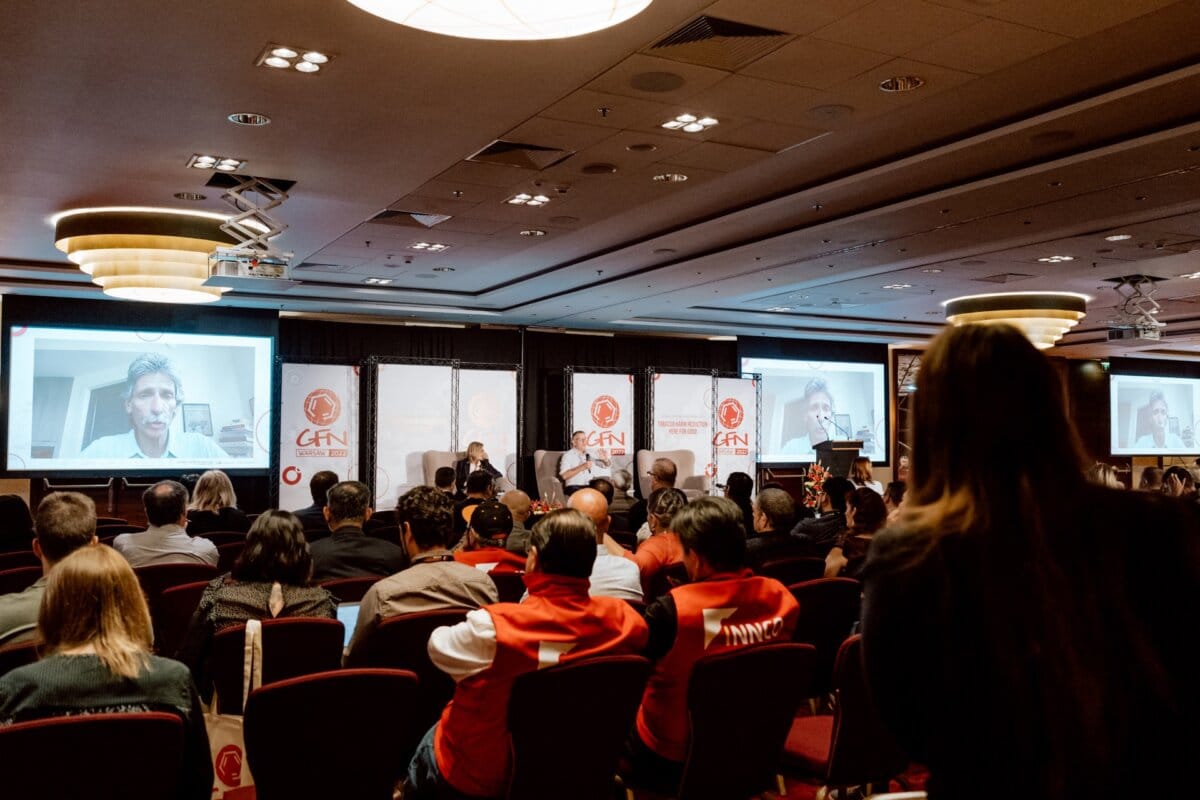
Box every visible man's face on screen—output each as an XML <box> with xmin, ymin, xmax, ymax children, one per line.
<box><xmin>125</xmin><ymin>372</ymin><xmax>178</xmax><ymax>447</ymax></box>
<box><xmin>1150</xmin><ymin>399</ymin><xmax>1168</xmax><ymax>434</ymax></box>
<box><xmin>805</xmin><ymin>391</ymin><xmax>832</xmax><ymax>440</ymax></box>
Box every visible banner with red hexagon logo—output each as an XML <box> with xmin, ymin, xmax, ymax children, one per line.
<box><xmin>570</xmin><ymin>371</ymin><xmax>636</xmax><ymax>486</ymax></box>
<box><xmin>278</xmin><ymin>363</ymin><xmax>359</xmax><ymax>511</ymax></box>
<box><xmin>714</xmin><ymin>376</ymin><xmax>759</xmax><ymax>486</ymax></box>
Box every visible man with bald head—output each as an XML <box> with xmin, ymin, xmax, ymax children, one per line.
<box><xmin>502</xmin><ymin>490</ymin><xmax>533</xmax><ymax>555</ymax></box>
<box><xmin>569</xmin><ymin>488</ymin><xmax>643</xmax><ymax>602</ymax></box>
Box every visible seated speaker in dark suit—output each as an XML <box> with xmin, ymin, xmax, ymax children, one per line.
<box><xmin>454</xmin><ymin>441</ymin><xmax>502</xmax><ymax>495</ymax></box>
<box><xmin>291</xmin><ymin>470</ymin><xmax>340</xmax><ymax>543</ymax></box>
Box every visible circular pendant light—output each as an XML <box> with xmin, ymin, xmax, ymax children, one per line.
<box><xmin>943</xmin><ymin>291</ymin><xmax>1089</xmax><ymax>350</ymax></box>
<box><xmin>345</xmin><ymin>0</ymin><xmax>654</xmax><ymax>40</ymax></box>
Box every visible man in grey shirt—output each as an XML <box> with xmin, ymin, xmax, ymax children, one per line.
<box><xmin>0</xmin><ymin>491</ymin><xmax>98</xmax><ymax>644</ymax></box>
<box><xmin>115</xmin><ymin>480</ymin><xmax>218</xmax><ymax>567</ymax></box>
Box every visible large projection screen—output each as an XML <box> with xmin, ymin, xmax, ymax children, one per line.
<box><xmin>375</xmin><ymin>363</ymin><xmax>454</xmax><ymax>509</ymax></box>
<box><xmin>457</xmin><ymin>368</ymin><xmax>519</xmax><ymax>487</ymax></box>
<box><xmin>1110</xmin><ymin>373</ymin><xmax>1200</xmax><ymax>455</ymax></box>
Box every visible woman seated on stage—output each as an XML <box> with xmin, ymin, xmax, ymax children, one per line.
<box><xmin>0</xmin><ymin>545</ymin><xmax>212</xmax><ymax>800</ymax></box>
<box><xmin>454</xmin><ymin>441</ymin><xmax>502</xmax><ymax>495</ymax></box>
<box><xmin>186</xmin><ymin>469</ymin><xmax>250</xmax><ymax>535</ymax></box>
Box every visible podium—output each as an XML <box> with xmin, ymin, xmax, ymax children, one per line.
<box><xmin>814</xmin><ymin>439</ymin><xmax>863</xmax><ymax>477</ymax></box>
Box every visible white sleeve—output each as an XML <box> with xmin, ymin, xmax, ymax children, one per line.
<box><xmin>427</xmin><ymin>608</ymin><xmax>497</xmax><ymax>682</ymax></box>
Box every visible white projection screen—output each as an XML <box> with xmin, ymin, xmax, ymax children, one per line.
<box><xmin>278</xmin><ymin>363</ymin><xmax>360</xmax><ymax>510</ymax></box>
<box><xmin>374</xmin><ymin>363</ymin><xmax>454</xmax><ymax>509</ymax></box>
<box><xmin>457</xmin><ymin>368</ymin><xmax>519</xmax><ymax>487</ymax></box>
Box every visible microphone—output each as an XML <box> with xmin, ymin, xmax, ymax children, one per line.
<box><xmin>824</xmin><ymin>415</ymin><xmax>851</xmax><ymax>438</ymax></box>
<box><xmin>585</xmin><ymin>452</ymin><xmax>591</xmax><ymax>462</ymax></box>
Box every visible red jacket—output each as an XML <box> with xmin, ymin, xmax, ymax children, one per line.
<box><xmin>454</xmin><ymin>547</ymin><xmax>527</xmax><ymax>573</ymax></box>
<box><xmin>434</xmin><ymin>572</ymin><xmax>649</xmax><ymax>797</ymax></box>
<box><xmin>637</xmin><ymin>570</ymin><xmax>799</xmax><ymax>761</ymax></box>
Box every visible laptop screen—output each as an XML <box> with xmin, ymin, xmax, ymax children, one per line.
<box><xmin>337</xmin><ymin>603</ymin><xmax>360</xmax><ymax>649</ymax></box>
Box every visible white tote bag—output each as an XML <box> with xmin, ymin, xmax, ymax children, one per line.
<box><xmin>206</xmin><ymin>618</ymin><xmax>262</xmax><ymax>800</ymax></box>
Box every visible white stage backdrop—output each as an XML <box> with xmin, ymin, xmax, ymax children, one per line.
<box><xmin>458</xmin><ymin>369</ymin><xmax>519</xmax><ymax>486</ymax></box>
<box><xmin>651</xmin><ymin>373</ymin><xmax>715</xmax><ymax>488</ymax></box>
<box><xmin>714</xmin><ymin>377</ymin><xmax>759</xmax><ymax>487</ymax></box>
<box><xmin>375</xmin><ymin>363</ymin><xmax>454</xmax><ymax>509</ymax></box>
<box><xmin>278</xmin><ymin>363</ymin><xmax>360</xmax><ymax>511</ymax></box>
<box><xmin>570</xmin><ymin>372</ymin><xmax>636</xmax><ymax>489</ymax></box>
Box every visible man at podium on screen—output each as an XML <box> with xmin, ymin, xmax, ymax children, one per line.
<box><xmin>1133</xmin><ymin>391</ymin><xmax>1186</xmax><ymax>450</ymax></box>
<box><xmin>79</xmin><ymin>353</ymin><xmax>227</xmax><ymax>460</ymax></box>
<box><xmin>780</xmin><ymin>378</ymin><xmax>834</xmax><ymax>457</ymax></box>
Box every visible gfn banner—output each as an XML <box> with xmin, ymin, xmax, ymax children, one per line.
<box><xmin>714</xmin><ymin>377</ymin><xmax>758</xmax><ymax>487</ymax></box>
<box><xmin>570</xmin><ymin>372</ymin><xmax>636</xmax><ymax>486</ymax></box>
<box><xmin>651</xmin><ymin>373</ymin><xmax>715</xmax><ymax>489</ymax></box>
<box><xmin>375</xmin><ymin>363</ymin><xmax>454</xmax><ymax>509</ymax></box>
<box><xmin>278</xmin><ymin>363</ymin><xmax>360</xmax><ymax>510</ymax></box>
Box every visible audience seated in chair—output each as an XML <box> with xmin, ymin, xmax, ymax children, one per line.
<box><xmin>723</xmin><ymin>470</ymin><xmax>758</xmax><ymax>538</ymax></box>
<box><xmin>347</xmin><ymin>486</ymin><xmax>498</xmax><ymax>660</ymax></box>
<box><xmin>434</xmin><ymin>466</ymin><xmax>463</xmax><ymax>501</ymax></box>
<box><xmin>569</xmin><ymin>488</ymin><xmax>643</xmax><ymax>602</ymax></box>
<box><xmin>291</xmin><ymin>469</ymin><xmax>340</xmax><ymax>542</ymax></box>
<box><xmin>501</xmin><ymin>490</ymin><xmax>534</xmax><ymax>555</ymax></box>
<box><xmin>115</xmin><ymin>481</ymin><xmax>218</xmax><ymax>568</ymax></box>
<box><xmin>604</xmin><ymin>488</ymin><xmax>687</xmax><ymax>596</ymax></box>
<box><xmin>0</xmin><ymin>545</ymin><xmax>212</xmax><ymax>800</ymax></box>
<box><xmin>0</xmin><ymin>494</ymin><xmax>34</xmax><ymax>554</ymax></box>
<box><xmin>453</xmin><ymin>501</ymin><xmax>526</xmax><ymax>573</ymax></box>
<box><xmin>309</xmin><ymin>481</ymin><xmax>407</xmax><ymax>581</ymax></box>
<box><xmin>185</xmin><ymin>470</ymin><xmax>250</xmax><ymax>536</ymax></box>
<box><xmin>745</xmin><ymin>487</ymin><xmax>808</xmax><ymax>571</ymax></box>
<box><xmin>789</xmin><ymin>476</ymin><xmax>854</xmax><ymax>558</ymax></box>
<box><xmin>453</xmin><ymin>470</ymin><xmax>496</xmax><ymax>542</ymax></box>
<box><xmin>0</xmin><ymin>492</ymin><xmax>97</xmax><ymax>646</ymax></box>
<box><xmin>405</xmin><ymin>508</ymin><xmax>648</xmax><ymax>800</ymax></box>
<box><xmin>825</xmin><ymin>487</ymin><xmax>887</xmax><ymax>580</ymax></box>
<box><xmin>628</xmin><ymin>458</ymin><xmax>677</xmax><ymax>541</ymax></box>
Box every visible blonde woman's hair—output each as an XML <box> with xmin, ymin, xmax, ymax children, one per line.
<box><xmin>38</xmin><ymin>545</ymin><xmax>152</xmax><ymax>679</ymax></box>
<box><xmin>466</xmin><ymin>441</ymin><xmax>485</xmax><ymax>460</ymax></box>
<box><xmin>190</xmin><ymin>469</ymin><xmax>237</xmax><ymax>512</ymax></box>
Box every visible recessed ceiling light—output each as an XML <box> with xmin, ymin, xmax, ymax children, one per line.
<box><xmin>264</xmin><ymin>56</ymin><xmax>291</xmax><ymax>68</ymax></box>
<box><xmin>662</xmin><ymin>113</ymin><xmax>718</xmax><ymax>132</ymax></box>
<box><xmin>505</xmin><ymin>193</ymin><xmax>551</xmax><ymax>207</ymax></box>
<box><xmin>302</xmin><ymin>51</ymin><xmax>329</xmax><ymax>63</ymax></box>
<box><xmin>520</xmin><ymin>229</ymin><xmax>546</xmax><ymax>237</ymax></box>
<box><xmin>228</xmin><ymin>112</ymin><xmax>271</xmax><ymax>127</ymax></box>
<box><xmin>653</xmin><ymin>173</ymin><xmax>688</xmax><ymax>183</ymax></box>
<box><xmin>921</xmin><ymin>268</ymin><xmax>944</xmax><ymax>274</ymax></box>
<box><xmin>187</xmin><ymin>154</ymin><xmax>245</xmax><ymax>172</ymax></box>
<box><xmin>432</xmin><ymin>266</ymin><xmax>456</xmax><ymax>272</ymax></box>
<box><xmin>271</xmin><ymin>47</ymin><xmax>299</xmax><ymax>58</ymax></box>
<box><xmin>363</xmin><ymin>277</ymin><xmax>393</xmax><ymax>285</ymax></box>
<box><xmin>410</xmin><ymin>242</ymin><xmax>450</xmax><ymax>252</ymax></box>
<box><xmin>879</xmin><ymin>75</ymin><xmax>925</xmax><ymax>93</ymax></box>
<box><xmin>883</xmin><ymin>283</ymin><xmax>913</xmax><ymax>290</ymax></box>
<box><xmin>1105</xmin><ymin>234</ymin><xmax>1133</xmax><ymax>241</ymax></box>
<box><xmin>173</xmin><ymin>192</ymin><xmax>207</xmax><ymax>201</ymax></box>
<box><xmin>626</xmin><ymin>143</ymin><xmax>657</xmax><ymax>153</ymax></box>
<box><xmin>1037</xmin><ymin>255</ymin><xmax>1075</xmax><ymax>263</ymax></box>
<box><xmin>256</xmin><ymin>43</ymin><xmax>334</xmax><ymax>74</ymax></box>
<box><xmin>294</xmin><ymin>61</ymin><xmax>320</xmax><ymax>73</ymax></box>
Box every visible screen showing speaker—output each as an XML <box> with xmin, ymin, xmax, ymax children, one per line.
<box><xmin>1110</xmin><ymin>373</ymin><xmax>1200</xmax><ymax>455</ymax></box>
<box><xmin>5</xmin><ymin>325</ymin><xmax>274</xmax><ymax>472</ymax></box>
<box><xmin>741</xmin><ymin>356</ymin><xmax>887</xmax><ymax>464</ymax></box>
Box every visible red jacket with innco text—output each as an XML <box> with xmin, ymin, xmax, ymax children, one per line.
<box><xmin>434</xmin><ymin>572</ymin><xmax>649</xmax><ymax>797</ymax></box>
<box><xmin>637</xmin><ymin>570</ymin><xmax>800</xmax><ymax>761</ymax></box>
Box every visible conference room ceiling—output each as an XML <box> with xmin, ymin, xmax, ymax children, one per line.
<box><xmin>3</xmin><ymin>0</ymin><xmax>1200</xmax><ymax>356</ymax></box>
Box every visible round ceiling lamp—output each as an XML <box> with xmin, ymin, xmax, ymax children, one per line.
<box><xmin>943</xmin><ymin>291</ymin><xmax>1089</xmax><ymax>350</ymax></box>
<box><xmin>345</xmin><ymin>0</ymin><xmax>653</xmax><ymax>40</ymax></box>
<box><xmin>53</xmin><ymin>207</ymin><xmax>239</xmax><ymax>304</ymax></box>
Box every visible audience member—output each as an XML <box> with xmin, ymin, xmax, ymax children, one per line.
<box><xmin>178</xmin><ymin>510</ymin><xmax>336</xmax><ymax>697</ymax></box>
<box><xmin>1085</xmin><ymin>462</ymin><xmax>1124</xmax><ymax>489</ymax></box>
<box><xmin>348</xmin><ymin>487</ymin><xmax>498</xmax><ymax>659</ymax></box>
<box><xmin>723</xmin><ymin>471</ymin><xmax>757</xmax><ymax>537</ymax></box>
<box><xmin>309</xmin><ymin>481</ymin><xmax>407</xmax><ymax>581</ymax></box>
<box><xmin>1138</xmin><ymin>466</ymin><xmax>1163</xmax><ymax>492</ymax></box>
<box><xmin>849</xmin><ymin>456</ymin><xmax>883</xmax><ymax>494</ymax></box>
<box><xmin>623</xmin><ymin>497</ymin><xmax>799</xmax><ymax>792</ymax></box>
<box><xmin>825</xmin><ymin>487</ymin><xmax>887</xmax><ymax>579</ymax></box>
<box><xmin>789</xmin><ymin>475</ymin><xmax>854</xmax><ymax>557</ymax></box>
<box><xmin>0</xmin><ymin>545</ymin><xmax>212</xmax><ymax>800</ymax></box>
<box><xmin>454</xmin><ymin>441</ymin><xmax>502</xmax><ymax>495</ymax></box>
<box><xmin>186</xmin><ymin>469</ymin><xmax>250</xmax><ymax>535</ymax></box>
<box><xmin>501</xmin><ymin>490</ymin><xmax>534</xmax><ymax>554</ymax></box>
<box><xmin>407</xmin><ymin>509</ymin><xmax>648</xmax><ymax>799</ymax></box>
<box><xmin>292</xmin><ymin>469</ymin><xmax>339</xmax><ymax>540</ymax></box>
<box><xmin>558</xmin><ymin>430</ymin><xmax>612</xmax><ymax>496</ymax></box>
<box><xmin>629</xmin><ymin>458</ymin><xmax>677</xmax><ymax>541</ymax></box>
<box><xmin>745</xmin><ymin>488</ymin><xmax>807</xmax><ymax>570</ymax></box>
<box><xmin>453</xmin><ymin>470</ymin><xmax>496</xmax><ymax>541</ymax></box>
<box><xmin>862</xmin><ymin>323</ymin><xmax>1200</xmax><ymax>799</ymax></box>
<box><xmin>568</xmin><ymin>488</ymin><xmax>643</xmax><ymax>601</ymax></box>
<box><xmin>606</xmin><ymin>488</ymin><xmax>687</xmax><ymax>595</ymax></box>
<box><xmin>0</xmin><ymin>491</ymin><xmax>97</xmax><ymax>645</ymax></box>
<box><xmin>884</xmin><ymin>480</ymin><xmax>905</xmax><ymax>516</ymax></box>
<box><xmin>590</xmin><ymin>476</ymin><xmax>632</xmax><ymax>538</ymax></box>
<box><xmin>434</xmin><ymin>466</ymin><xmax>461</xmax><ymax>500</ymax></box>
<box><xmin>0</xmin><ymin>494</ymin><xmax>34</xmax><ymax>554</ymax></box>
<box><xmin>1161</xmin><ymin>465</ymin><xmax>1197</xmax><ymax>500</ymax></box>
<box><xmin>453</xmin><ymin>501</ymin><xmax>526</xmax><ymax>573</ymax></box>
<box><xmin>115</xmin><ymin>481</ymin><xmax>217</xmax><ymax>567</ymax></box>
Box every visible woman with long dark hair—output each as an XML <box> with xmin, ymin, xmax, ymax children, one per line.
<box><xmin>862</xmin><ymin>323</ymin><xmax>1200</xmax><ymax>798</ymax></box>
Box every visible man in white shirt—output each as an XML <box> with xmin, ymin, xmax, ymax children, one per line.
<box><xmin>114</xmin><ymin>480</ymin><xmax>218</xmax><ymax>567</ymax></box>
<box><xmin>1133</xmin><ymin>391</ymin><xmax>1187</xmax><ymax>450</ymax></box>
<box><xmin>568</xmin><ymin>487</ymin><xmax>643</xmax><ymax>602</ymax></box>
<box><xmin>558</xmin><ymin>430</ymin><xmax>610</xmax><ymax>495</ymax></box>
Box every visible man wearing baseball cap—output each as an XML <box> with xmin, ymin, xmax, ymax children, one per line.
<box><xmin>453</xmin><ymin>500</ymin><xmax>526</xmax><ymax>573</ymax></box>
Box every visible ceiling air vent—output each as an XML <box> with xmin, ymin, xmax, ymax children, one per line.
<box><xmin>467</xmin><ymin>140</ymin><xmax>573</xmax><ymax>171</ymax></box>
<box><xmin>646</xmin><ymin>16</ymin><xmax>791</xmax><ymax>71</ymax></box>
<box><xmin>973</xmin><ymin>272</ymin><xmax>1036</xmax><ymax>284</ymax></box>
<box><xmin>370</xmin><ymin>210</ymin><xmax>452</xmax><ymax>228</ymax></box>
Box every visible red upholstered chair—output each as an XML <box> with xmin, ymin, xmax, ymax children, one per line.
<box><xmin>153</xmin><ymin>580</ymin><xmax>210</xmax><ymax>659</ymax></box>
<box><xmin>508</xmin><ymin>655</ymin><xmax>653</xmax><ymax>800</ymax></box>
<box><xmin>320</xmin><ymin>575</ymin><xmax>380</xmax><ymax>602</ymax></box>
<box><xmin>343</xmin><ymin>607</ymin><xmax>469</xmax><ymax>730</ymax></box>
<box><xmin>789</xmin><ymin>577</ymin><xmax>863</xmax><ymax>698</ymax></box>
<box><xmin>645</xmin><ymin>561</ymin><xmax>689</xmax><ymax>601</ymax></box>
<box><xmin>199</xmin><ymin>530</ymin><xmax>247</xmax><ymax>547</ymax></box>
<box><xmin>783</xmin><ymin>635</ymin><xmax>910</xmax><ymax>797</ymax></box>
<box><xmin>0</xmin><ymin>566</ymin><xmax>41</xmax><ymax>595</ymax></box>
<box><xmin>758</xmin><ymin>556</ymin><xmax>827</xmax><ymax>587</ymax></box>
<box><xmin>367</xmin><ymin>524</ymin><xmax>401</xmax><ymax>545</ymax></box>
<box><xmin>216</xmin><ymin>541</ymin><xmax>245</xmax><ymax>573</ymax></box>
<box><xmin>95</xmin><ymin>523</ymin><xmax>144</xmax><ymax>535</ymax></box>
<box><xmin>0</xmin><ymin>712</ymin><xmax>186</xmax><ymax>800</ymax></box>
<box><xmin>0</xmin><ymin>550</ymin><xmax>40</xmax><ymax>571</ymax></box>
<box><xmin>245</xmin><ymin>668</ymin><xmax>422</xmax><ymax>800</ymax></box>
<box><xmin>0</xmin><ymin>638</ymin><xmax>40</xmax><ymax>677</ymax></box>
<box><xmin>134</xmin><ymin>563</ymin><xmax>218</xmax><ymax>634</ymax></box>
<box><xmin>489</xmin><ymin>569</ymin><xmax>526</xmax><ymax>603</ymax></box>
<box><xmin>95</xmin><ymin>516</ymin><xmax>129</xmax><ymax>526</ymax></box>
<box><xmin>211</xmin><ymin>618</ymin><xmax>345</xmax><ymax>713</ymax></box>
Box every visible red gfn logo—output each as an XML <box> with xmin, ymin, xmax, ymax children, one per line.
<box><xmin>304</xmin><ymin>388</ymin><xmax>341</xmax><ymax>426</ymax></box>
<box><xmin>590</xmin><ymin>395</ymin><xmax>620</xmax><ymax>429</ymax></box>
<box><xmin>215</xmin><ymin>744</ymin><xmax>245</xmax><ymax>787</ymax></box>
<box><xmin>717</xmin><ymin>397</ymin><xmax>744</xmax><ymax>430</ymax></box>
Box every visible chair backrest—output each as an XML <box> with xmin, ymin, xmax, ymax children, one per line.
<box><xmin>645</xmin><ymin>560</ymin><xmax>690</xmax><ymax>601</ymax></box>
<box><xmin>789</xmin><ymin>577</ymin><xmax>863</xmax><ymax>697</ymax></box>
<box><xmin>489</xmin><ymin>570</ymin><xmax>527</xmax><ymax>603</ymax></box>
<box><xmin>94</xmin><ymin>516</ymin><xmax>129</xmax><ymax>526</ymax></box>
<box><xmin>758</xmin><ymin>556</ymin><xmax>827</xmax><ymax>587</ymax></box>
<box><xmin>678</xmin><ymin>642</ymin><xmax>817</xmax><ymax>800</ymax></box>
<box><xmin>507</xmin><ymin>655</ymin><xmax>653</xmax><ymax>800</ymax></box>
<box><xmin>532</xmin><ymin>449</ymin><xmax>567</xmax><ymax>505</ymax></box>
<box><xmin>366</xmin><ymin>524</ymin><xmax>401</xmax><ymax>545</ymax></box>
<box><xmin>0</xmin><ymin>566</ymin><xmax>42</xmax><ymax>595</ymax></box>
<box><xmin>0</xmin><ymin>712</ymin><xmax>185</xmax><ymax>800</ymax></box>
<box><xmin>371</xmin><ymin>509</ymin><xmax>398</xmax><ymax>527</ymax></box>
<box><xmin>211</xmin><ymin>617</ymin><xmax>345</xmax><ymax>713</ymax></box>
<box><xmin>0</xmin><ymin>638</ymin><xmax>40</xmax><ymax>677</ymax></box>
<box><xmin>635</xmin><ymin>449</ymin><xmax>700</xmax><ymax>498</ymax></box>
<box><xmin>422</xmin><ymin>450</ymin><xmax>463</xmax><ymax>487</ymax></box>
<box><xmin>344</xmin><ymin>607</ymin><xmax>469</xmax><ymax>729</ymax></box>
<box><xmin>199</xmin><ymin>530</ymin><xmax>247</xmax><ymax>547</ymax></box>
<box><xmin>320</xmin><ymin>575</ymin><xmax>379</xmax><ymax>603</ymax></box>
<box><xmin>825</xmin><ymin>635</ymin><xmax>909</xmax><ymax>788</ymax></box>
<box><xmin>216</xmin><ymin>541</ymin><xmax>245</xmax><ymax>573</ymax></box>
<box><xmin>153</xmin><ymin>580</ymin><xmax>211</xmax><ymax>659</ymax></box>
<box><xmin>0</xmin><ymin>550</ymin><xmax>40</xmax><ymax>571</ymax></box>
<box><xmin>134</xmin><ymin>563</ymin><xmax>219</xmax><ymax>603</ymax></box>
<box><xmin>245</xmin><ymin>668</ymin><xmax>422</xmax><ymax>799</ymax></box>
<box><xmin>95</xmin><ymin>523</ymin><xmax>144</xmax><ymax>535</ymax></box>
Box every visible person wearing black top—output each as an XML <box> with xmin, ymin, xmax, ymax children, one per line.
<box><xmin>452</xmin><ymin>470</ymin><xmax>495</xmax><ymax>544</ymax></box>
<box><xmin>454</xmin><ymin>441</ymin><xmax>502</xmax><ymax>495</ymax></box>
<box><xmin>186</xmin><ymin>470</ymin><xmax>250</xmax><ymax>536</ymax></box>
<box><xmin>722</xmin><ymin>471</ymin><xmax>757</xmax><ymax>538</ymax></box>
<box><xmin>291</xmin><ymin>470</ymin><xmax>340</xmax><ymax>542</ymax></box>
<box><xmin>789</xmin><ymin>475</ymin><xmax>853</xmax><ymax>557</ymax></box>
<box><xmin>744</xmin><ymin>488</ymin><xmax>807</xmax><ymax>570</ymax></box>
<box><xmin>309</xmin><ymin>481</ymin><xmax>407</xmax><ymax>581</ymax></box>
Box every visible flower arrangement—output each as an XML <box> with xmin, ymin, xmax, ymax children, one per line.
<box><xmin>802</xmin><ymin>463</ymin><xmax>830</xmax><ymax>509</ymax></box>
<box><xmin>530</xmin><ymin>499</ymin><xmax>563</xmax><ymax>514</ymax></box>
